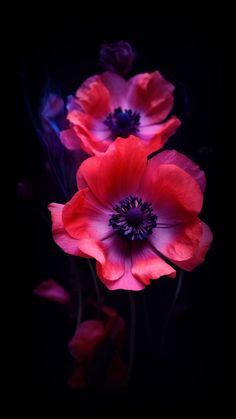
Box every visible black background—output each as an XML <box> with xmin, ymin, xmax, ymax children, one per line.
<box><xmin>17</xmin><ymin>12</ymin><xmax>224</xmax><ymax>414</ymax></box>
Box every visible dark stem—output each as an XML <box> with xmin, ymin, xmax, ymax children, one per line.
<box><xmin>160</xmin><ymin>270</ymin><xmax>184</xmax><ymax>353</ymax></box>
<box><xmin>125</xmin><ymin>291</ymin><xmax>136</xmax><ymax>386</ymax></box>
<box><xmin>87</xmin><ymin>259</ymin><xmax>102</xmax><ymax>306</ymax></box>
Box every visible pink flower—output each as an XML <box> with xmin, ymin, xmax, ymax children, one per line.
<box><xmin>60</xmin><ymin>71</ymin><xmax>181</xmax><ymax>156</ymax></box>
<box><xmin>33</xmin><ymin>279</ymin><xmax>70</xmax><ymax>304</ymax></box>
<box><xmin>68</xmin><ymin>306</ymin><xmax>127</xmax><ymax>388</ymax></box>
<box><xmin>49</xmin><ymin>136</ymin><xmax>212</xmax><ymax>291</ymax></box>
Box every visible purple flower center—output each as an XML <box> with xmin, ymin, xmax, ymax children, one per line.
<box><xmin>109</xmin><ymin>195</ymin><xmax>157</xmax><ymax>241</ymax></box>
<box><xmin>104</xmin><ymin>107</ymin><xmax>140</xmax><ymax>139</ymax></box>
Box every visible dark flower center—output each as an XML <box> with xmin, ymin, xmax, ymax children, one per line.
<box><xmin>104</xmin><ymin>107</ymin><xmax>140</xmax><ymax>139</ymax></box>
<box><xmin>109</xmin><ymin>195</ymin><xmax>157</xmax><ymax>241</ymax></box>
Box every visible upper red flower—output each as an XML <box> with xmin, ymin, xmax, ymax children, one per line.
<box><xmin>49</xmin><ymin>136</ymin><xmax>212</xmax><ymax>291</ymax></box>
<box><xmin>60</xmin><ymin>71</ymin><xmax>181</xmax><ymax>156</ymax></box>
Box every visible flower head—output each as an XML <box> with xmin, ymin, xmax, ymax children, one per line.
<box><xmin>49</xmin><ymin>136</ymin><xmax>212</xmax><ymax>291</ymax></box>
<box><xmin>60</xmin><ymin>71</ymin><xmax>181</xmax><ymax>156</ymax></box>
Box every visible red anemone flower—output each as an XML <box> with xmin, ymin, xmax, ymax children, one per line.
<box><xmin>60</xmin><ymin>71</ymin><xmax>181</xmax><ymax>156</ymax></box>
<box><xmin>68</xmin><ymin>306</ymin><xmax>127</xmax><ymax>388</ymax></box>
<box><xmin>49</xmin><ymin>136</ymin><xmax>212</xmax><ymax>291</ymax></box>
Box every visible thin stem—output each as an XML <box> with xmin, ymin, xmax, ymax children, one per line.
<box><xmin>125</xmin><ymin>291</ymin><xmax>136</xmax><ymax>386</ymax></box>
<box><xmin>76</xmin><ymin>277</ymin><xmax>82</xmax><ymax>328</ymax></box>
<box><xmin>165</xmin><ymin>270</ymin><xmax>184</xmax><ymax>325</ymax></box>
<box><xmin>70</xmin><ymin>258</ymin><xmax>83</xmax><ymax>329</ymax></box>
<box><xmin>160</xmin><ymin>270</ymin><xmax>184</xmax><ymax>352</ymax></box>
<box><xmin>87</xmin><ymin>259</ymin><xmax>101</xmax><ymax>305</ymax></box>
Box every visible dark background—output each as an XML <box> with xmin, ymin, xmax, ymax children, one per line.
<box><xmin>17</xmin><ymin>13</ymin><xmax>224</xmax><ymax>413</ymax></box>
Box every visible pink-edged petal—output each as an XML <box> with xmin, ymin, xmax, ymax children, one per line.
<box><xmin>76</xmin><ymin>155</ymin><xmax>101</xmax><ymax>190</ymax></box>
<box><xmin>33</xmin><ymin>279</ymin><xmax>70</xmax><ymax>304</ymax></box>
<box><xmin>96</xmin><ymin>257</ymin><xmax>145</xmax><ymax>291</ymax></box>
<box><xmin>48</xmin><ymin>203</ymin><xmax>88</xmax><ymax>257</ymax></box>
<box><xmin>149</xmin><ymin>219</ymin><xmax>202</xmax><ymax>262</ymax></box>
<box><xmin>75</xmin><ymin>75</ymin><xmax>111</xmax><ymax>118</ymax></box>
<box><xmin>170</xmin><ymin>221</ymin><xmax>213</xmax><ymax>270</ymax></box>
<box><xmin>66</xmin><ymin>95</ymin><xmax>82</xmax><ymax>112</ymax></box>
<box><xmin>147</xmin><ymin>149</ymin><xmax>206</xmax><ymax>193</ymax></box>
<box><xmin>76</xmin><ymin>136</ymin><xmax>148</xmax><ymax>207</ymax></box>
<box><xmin>127</xmin><ymin>71</ymin><xmax>175</xmax><ymax>124</ymax></box>
<box><xmin>139</xmin><ymin>116</ymin><xmax>181</xmax><ymax>154</ymax></box>
<box><xmin>131</xmin><ymin>242</ymin><xmax>176</xmax><ymax>285</ymax></box>
<box><xmin>66</xmin><ymin>111</ymin><xmax>112</xmax><ymax>155</ymax></box>
<box><xmin>74</xmin><ymin>123</ymin><xmax>112</xmax><ymax>156</ymax></box>
<box><xmin>60</xmin><ymin>127</ymin><xmax>82</xmax><ymax>151</ymax></box>
<box><xmin>140</xmin><ymin>164</ymin><xmax>203</xmax><ymax>222</ymax></box>
<box><xmin>99</xmin><ymin>235</ymin><xmax>127</xmax><ymax>281</ymax></box>
<box><xmin>62</xmin><ymin>189</ymin><xmax>112</xmax><ymax>241</ymax></box>
<box><xmin>100</xmin><ymin>71</ymin><xmax>127</xmax><ymax>108</ymax></box>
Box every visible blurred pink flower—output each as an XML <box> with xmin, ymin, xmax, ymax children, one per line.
<box><xmin>68</xmin><ymin>306</ymin><xmax>127</xmax><ymax>388</ymax></box>
<box><xmin>33</xmin><ymin>279</ymin><xmax>70</xmax><ymax>304</ymax></box>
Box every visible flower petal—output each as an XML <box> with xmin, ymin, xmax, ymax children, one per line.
<box><xmin>60</xmin><ymin>127</ymin><xmax>83</xmax><ymax>151</ymax></box>
<box><xmin>139</xmin><ymin>116</ymin><xmax>181</xmax><ymax>154</ymax></box>
<box><xmin>76</xmin><ymin>136</ymin><xmax>148</xmax><ymax>207</ymax></box>
<box><xmin>128</xmin><ymin>71</ymin><xmax>175</xmax><ymax>124</ymax></box>
<box><xmin>75</xmin><ymin>75</ymin><xmax>111</xmax><ymax>118</ymax></box>
<box><xmin>64</xmin><ymin>111</ymin><xmax>111</xmax><ymax>155</ymax></box>
<box><xmin>100</xmin><ymin>71</ymin><xmax>127</xmax><ymax>108</ymax></box>
<box><xmin>96</xmin><ymin>256</ymin><xmax>145</xmax><ymax>291</ymax></box>
<box><xmin>170</xmin><ymin>221</ymin><xmax>213</xmax><ymax>270</ymax></box>
<box><xmin>147</xmin><ymin>149</ymin><xmax>206</xmax><ymax>193</ymax></box>
<box><xmin>140</xmin><ymin>164</ymin><xmax>203</xmax><ymax>221</ymax></box>
<box><xmin>48</xmin><ymin>203</ymin><xmax>87</xmax><ymax>257</ymax></box>
<box><xmin>149</xmin><ymin>218</ymin><xmax>202</xmax><ymax>262</ymax></box>
<box><xmin>62</xmin><ymin>189</ymin><xmax>112</xmax><ymax>241</ymax></box>
<box><xmin>99</xmin><ymin>235</ymin><xmax>127</xmax><ymax>281</ymax></box>
<box><xmin>131</xmin><ymin>241</ymin><xmax>176</xmax><ymax>284</ymax></box>
<box><xmin>33</xmin><ymin>279</ymin><xmax>70</xmax><ymax>304</ymax></box>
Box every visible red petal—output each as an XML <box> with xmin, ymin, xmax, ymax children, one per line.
<box><xmin>140</xmin><ymin>163</ymin><xmax>203</xmax><ymax>221</ymax></box>
<box><xmin>48</xmin><ymin>203</ymin><xmax>87</xmax><ymax>257</ymax></box>
<box><xmin>100</xmin><ymin>71</ymin><xmax>127</xmax><ymax>108</ymax></box>
<box><xmin>96</xmin><ymin>256</ymin><xmax>145</xmax><ymax>291</ymax></box>
<box><xmin>131</xmin><ymin>241</ymin><xmax>176</xmax><ymax>285</ymax></box>
<box><xmin>128</xmin><ymin>71</ymin><xmax>175</xmax><ymax>124</ymax></box>
<box><xmin>76</xmin><ymin>136</ymin><xmax>147</xmax><ymax>207</ymax></box>
<box><xmin>149</xmin><ymin>219</ymin><xmax>203</xmax><ymax>262</ymax></box>
<box><xmin>170</xmin><ymin>221</ymin><xmax>213</xmax><ymax>270</ymax></box>
<box><xmin>60</xmin><ymin>127</ymin><xmax>82</xmax><ymax>151</ymax></box>
<box><xmin>75</xmin><ymin>75</ymin><xmax>111</xmax><ymax>118</ymax></box>
<box><xmin>147</xmin><ymin>149</ymin><xmax>206</xmax><ymax>192</ymax></box>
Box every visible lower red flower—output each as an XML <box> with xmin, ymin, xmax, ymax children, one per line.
<box><xmin>68</xmin><ymin>306</ymin><xmax>127</xmax><ymax>388</ymax></box>
<box><xmin>49</xmin><ymin>136</ymin><xmax>212</xmax><ymax>291</ymax></box>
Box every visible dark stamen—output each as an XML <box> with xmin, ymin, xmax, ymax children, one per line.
<box><xmin>109</xmin><ymin>195</ymin><xmax>157</xmax><ymax>241</ymax></box>
<box><xmin>104</xmin><ymin>107</ymin><xmax>140</xmax><ymax>139</ymax></box>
